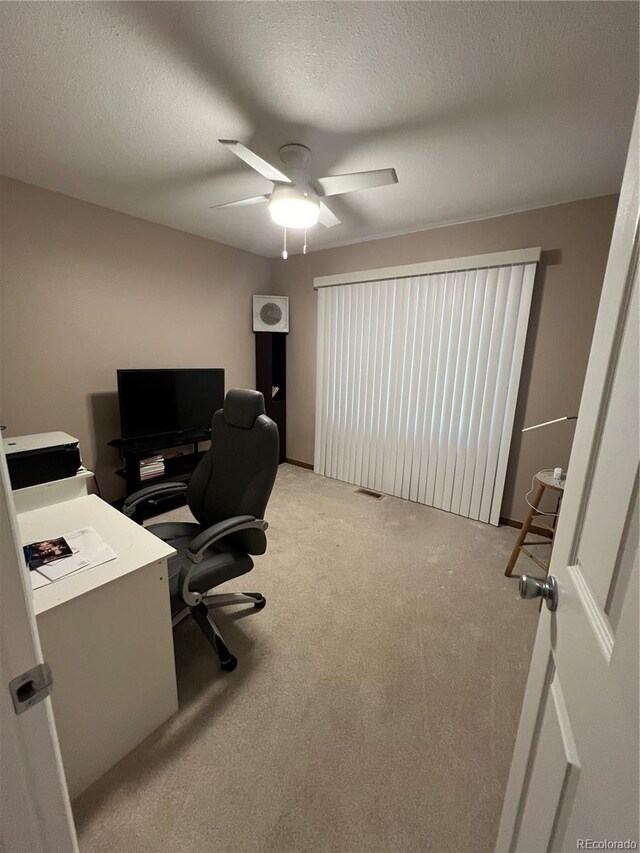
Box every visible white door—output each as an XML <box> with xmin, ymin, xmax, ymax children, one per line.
<box><xmin>0</xmin><ymin>448</ymin><xmax>78</xmax><ymax>852</ymax></box>
<box><xmin>496</xmin><ymin>106</ymin><xmax>639</xmax><ymax>852</ymax></box>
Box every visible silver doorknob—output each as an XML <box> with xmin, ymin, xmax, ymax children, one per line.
<box><xmin>519</xmin><ymin>575</ymin><xmax>558</xmax><ymax>611</ymax></box>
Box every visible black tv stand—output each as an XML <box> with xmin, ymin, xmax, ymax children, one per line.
<box><xmin>109</xmin><ymin>430</ymin><xmax>211</xmax><ymax>497</ymax></box>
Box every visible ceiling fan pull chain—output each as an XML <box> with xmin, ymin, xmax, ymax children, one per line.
<box><xmin>303</xmin><ymin>228</ymin><xmax>307</xmax><ymax>255</ymax></box>
<box><xmin>282</xmin><ymin>227</ymin><xmax>288</xmax><ymax>260</ymax></box>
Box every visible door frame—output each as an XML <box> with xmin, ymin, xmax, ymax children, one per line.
<box><xmin>0</xmin><ymin>446</ymin><xmax>78</xmax><ymax>852</ymax></box>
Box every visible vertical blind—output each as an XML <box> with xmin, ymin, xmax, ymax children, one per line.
<box><xmin>314</xmin><ymin>259</ymin><xmax>537</xmax><ymax>525</ymax></box>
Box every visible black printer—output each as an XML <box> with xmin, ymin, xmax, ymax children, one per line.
<box><xmin>4</xmin><ymin>432</ymin><xmax>82</xmax><ymax>490</ymax></box>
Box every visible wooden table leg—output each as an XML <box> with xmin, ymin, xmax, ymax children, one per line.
<box><xmin>505</xmin><ymin>481</ymin><xmax>545</xmax><ymax>577</ymax></box>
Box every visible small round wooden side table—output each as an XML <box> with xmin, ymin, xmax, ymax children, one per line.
<box><xmin>504</xmin><ymin>470</ymin><xmax>565</xmax><ymax>577</ymax></box>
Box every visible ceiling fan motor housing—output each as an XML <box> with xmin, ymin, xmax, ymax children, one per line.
<box><xmin>279</xmin><ymin>143</ymin><xmax>312</xmax><ymax>167</ymax></box>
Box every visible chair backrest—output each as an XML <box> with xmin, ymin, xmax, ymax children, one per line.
<box><xmin>187</xmin><ymin>389</ymin><xmax>279</xmax><ymax>554</ymax></box>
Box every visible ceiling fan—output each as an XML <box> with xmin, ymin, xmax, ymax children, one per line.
<box><xmin>211</xmin><ymin>140</ymin><xmax>398</xmax><ymax>257</ymax></box>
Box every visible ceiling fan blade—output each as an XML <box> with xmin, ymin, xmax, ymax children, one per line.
<box><xmin>316</xmin><ymin>168</ymin><xmax>398</xmax><ymax>197</ymax></box>
<box><xmin>318</xmin><ymin>201</ymin><xmax>341</xmax><ymax>228</ymax></box>
<box><xmin>219</xmin><ymin>140</ymin><xmax>292</xmax><ymax>184</ymax></box>
<box><xmin>210</xmin><ymin>195</ymin><xmax>269</xmax><ymax>210</ymax></box>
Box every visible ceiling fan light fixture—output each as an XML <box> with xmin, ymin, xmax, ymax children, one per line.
<box><xmin>269</xmin><ymin>188</ymin><xmax>320</xmax><ymax>229</ymax></box>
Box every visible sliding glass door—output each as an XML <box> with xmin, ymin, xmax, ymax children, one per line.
<box><xmin>314</xmin><ymin>256</ymin><xmax>537</xmax><ymax>524</ymax></box>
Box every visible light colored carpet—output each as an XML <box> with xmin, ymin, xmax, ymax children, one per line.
<box><xmin>73</xmin><ymin>464</ymin><xmax>538</xmax><ymax>853</ymax></box>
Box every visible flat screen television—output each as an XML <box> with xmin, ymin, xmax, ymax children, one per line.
<box><xmin>117</xmin><ymin>368</ymin><xmax>225</xmax><ymax>440</ymax></box>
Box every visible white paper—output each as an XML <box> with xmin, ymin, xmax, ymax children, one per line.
<box><xmin>37</xmin><ymin>527</ymin><xmax>117</xmax><ymax>581</ymax></box>
<box><xmin>30</xmin><ymin>570</ymin><xmax>51</xmax><ymax>589</ymax></box>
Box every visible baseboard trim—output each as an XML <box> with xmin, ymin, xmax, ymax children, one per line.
<box><xmin>500</xmin><ymin>516</ymin><xmax>554</xmax><ymax>539</ymax></box>
<box><xmin>285</xmin><ymin>458</ymin><xmax>314</xmax><ymax>471</ymax></box>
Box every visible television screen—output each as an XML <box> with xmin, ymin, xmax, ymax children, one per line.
<box><xmin>117</xmin><ymin>369</ymin><xmax>225</xmax><ymax>440</ymax></box>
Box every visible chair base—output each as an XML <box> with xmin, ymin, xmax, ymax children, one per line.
<box><xmin>172</xmin><ymin>592</ymin><xmax>266</xmax><ymax>671</ymax></box>
<box><xmin>203</xmin><ymin>591</ymin><xmax>266</xmax><ymax>610</ymax></box>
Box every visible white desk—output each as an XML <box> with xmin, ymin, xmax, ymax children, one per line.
<box><xmin>19</xmin><ymin>495</ymin><xmax>178</xmax><ymax>799</ymax></box>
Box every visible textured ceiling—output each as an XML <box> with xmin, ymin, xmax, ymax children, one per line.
<box><xmin>0</xmin><ymin>2</ymin><xmax>637</xmax><ymax>257</ymax></box>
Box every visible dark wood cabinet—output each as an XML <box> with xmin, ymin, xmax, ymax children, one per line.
<box><xmin>255</xmin><ymin>332</ymin><xmax>287</xmax><ymax>463</ymax></box>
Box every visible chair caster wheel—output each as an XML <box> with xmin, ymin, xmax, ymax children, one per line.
<box><xmin>253</xmin><ymin>595</ymin><xmax>266</xmax><ymax>610</ymax></box>
<box><xmin>220</xmin><ymin>655</ymin><xmax>238</xmax><ymax>672</ymax></box>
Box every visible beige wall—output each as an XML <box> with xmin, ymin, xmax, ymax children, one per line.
<box><xmin>271</xmin><ymin>196</ymin><xmax>618</xmax><ymax>522</ymax></box>
<box><xmin>0</xmin><ymin>179</ymin><xmax>617</xmax><ymax>521</ymax></box>
<box><xmin>0</xmin><ymin>177</ymin><xmax>270</xmax><ymax>501</ymax></box>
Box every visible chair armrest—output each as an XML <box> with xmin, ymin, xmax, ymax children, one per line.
<box><xmin>186</xmin><ymin>516</ymin><xmax>268</xmax><ymax>564</ymax></box>
<box><xmin>122</xmin><ymin>482</ymin><xmax>188</xmax><ymax>518</ymax></box>
<box><xmin>179</xmin><ymin>516</ymin><xmax>268</xmax><ymax>606</ymax></box>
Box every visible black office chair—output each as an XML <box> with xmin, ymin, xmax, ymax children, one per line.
<box><xmin>123</xmin><ymin>389</ymin><xmax>279</xmax><ymax>671</ymax></box>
